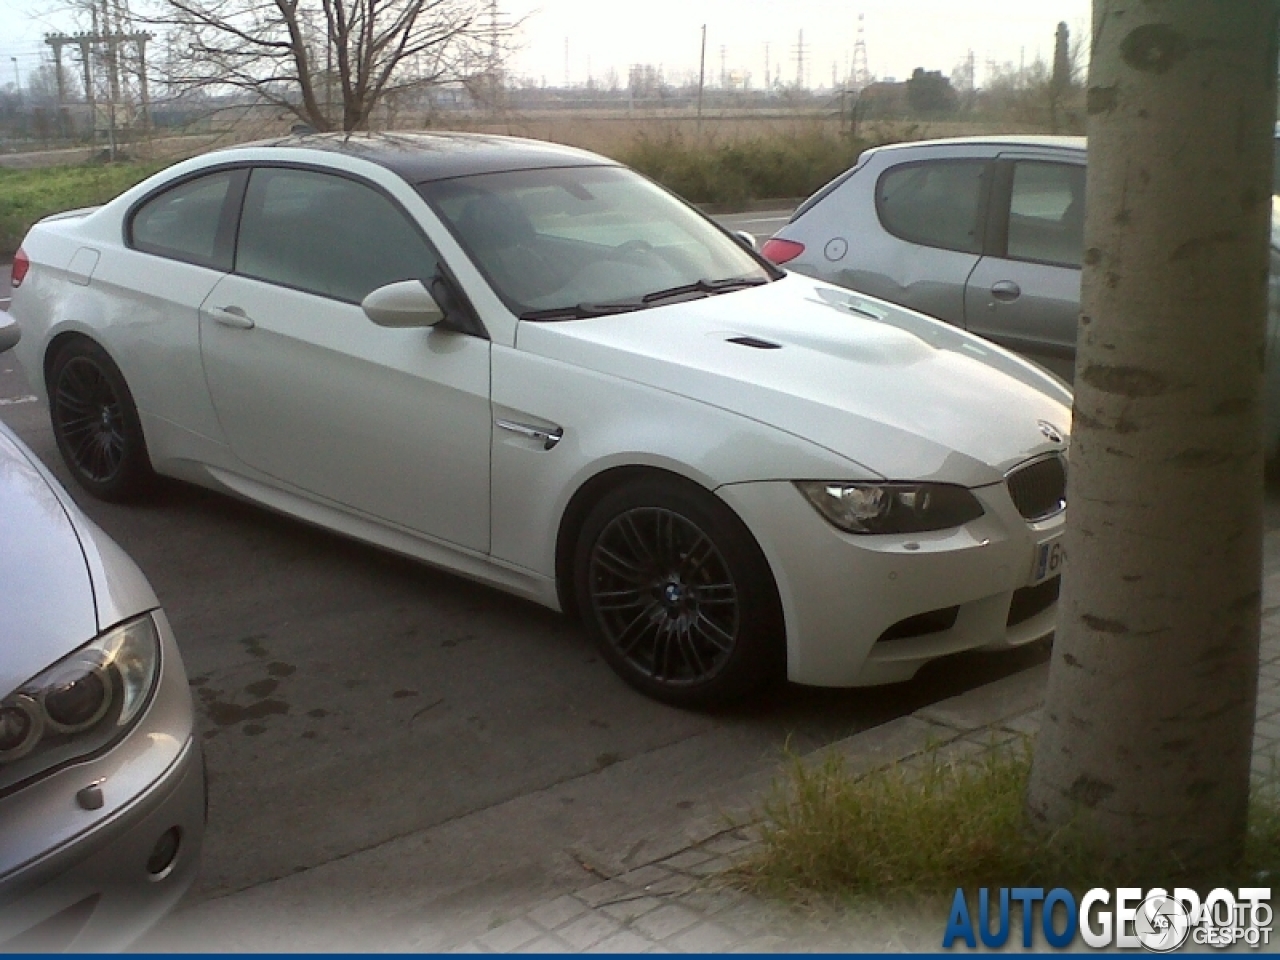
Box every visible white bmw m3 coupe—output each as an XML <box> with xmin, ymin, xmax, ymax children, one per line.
<box><xmin>7</xmin><ymin>132</ymin><xmax>1071</xmax><ymax>706</ymax></box>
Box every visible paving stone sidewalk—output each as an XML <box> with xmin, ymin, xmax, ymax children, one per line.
<box><xmin>448</xmin><ymin>547</ymin><xmax>1280</xmax><ymax>954</ymax></box>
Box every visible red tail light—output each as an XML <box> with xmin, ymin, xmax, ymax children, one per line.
<box><xmin>761</xmin><ymin>238</ymin><xmax>805</xmax><ymax>265</ymax></box>
<box><xmin>11</xmin><ymin>249</ymin><xmax>30</xmax><ymax>288</ymax></box>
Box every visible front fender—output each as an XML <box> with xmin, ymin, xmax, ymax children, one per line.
<box><xmin>488</xmin><ymin>343</ymin><xmax>874</xmax><ymax>580</ymax></box>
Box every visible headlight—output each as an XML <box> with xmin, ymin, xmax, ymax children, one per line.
<box><xmin>795</xmin><ymin>481</ymin><xmax>985</xmax><ymax>534</ymax></box>
<box><xmin>0</xmin><ymin>613</ymin><xmax>160</xmax><ymax>796</ymax></box>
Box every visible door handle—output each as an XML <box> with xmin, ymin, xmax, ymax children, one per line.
<box><xmin>211</xmin><ymin>305</ymin><xmax>255</xmax><ymax>329</ymax></box>
<box><xmin>990</xmin><ymin>281</ymin><xmax>1021</xmax><ymax>303</ymax></box>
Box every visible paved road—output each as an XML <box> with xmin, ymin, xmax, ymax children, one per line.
<box><xmin>0</xmin><ymin>247</ymin><xmax>1055</xmax><ymax>909</ymax></box>
<box><xmin>713</xmin><ymin>209</ymin><xmax>793</xmax><ymax>246</ymax></box>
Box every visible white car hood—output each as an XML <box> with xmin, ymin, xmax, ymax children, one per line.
<box><xmin>0</xmin><ymin>426</ymin><xmax>98</xmax><ymax>698</ymax></box>
<box><xmin>516</xmin><ymin>274</ymin><xmax>1073</xmax><ymax>486</ymax></box>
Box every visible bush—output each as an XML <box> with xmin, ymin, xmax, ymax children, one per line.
<box><xmin>619</xmin><ymin>127</ymin><xmax>869</xmax><ymax>207</ymax></box>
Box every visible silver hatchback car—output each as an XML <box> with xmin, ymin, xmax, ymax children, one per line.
<box><xmin>764</xmin><ymin>136</ymin><xmax>1280</xmax><ymax>452</ymax></box>
<box><xmin>0</xmin><ymin>317</ymin><xmax>204</xmax><ymax>950</ymax></box>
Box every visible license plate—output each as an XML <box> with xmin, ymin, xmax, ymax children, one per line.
<box><xmin>1031</xmin><ymin>537</ymin><xmax>1065</xmax><ymax>585</ymax></box>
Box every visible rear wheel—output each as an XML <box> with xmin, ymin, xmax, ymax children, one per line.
<box><xmin>573</xmin><ymin>477</ymin><xmax>783</xmax><ymax>707</ymax></box>
<box><xmin>49</xmin><ymin>339</ymin><xmax>155</xmax><ymax>501</ymax></box>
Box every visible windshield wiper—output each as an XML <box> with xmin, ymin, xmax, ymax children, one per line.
<box><xmin>518</xmin><ymin>276</ymin><xmax>770</xmax><ymax>321</ymax></box>
<box><xmin>641</xmin><ymin>276</ymin><xmax>769</xmax><ymax>305</ymax></box>
<box><xmin>519</xmin><ymin>301</ymin><xmax>645</xmax><ymax>321</ymax></box>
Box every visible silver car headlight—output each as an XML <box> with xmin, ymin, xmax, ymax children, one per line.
<box><xmin>0</xmin><ymin>613</ymin><xmax>161</xmax><ymax>794</ymax></box>
<box><xmin>795</xmin><ymin>481</ymin><xmax>985</xmax><ymax>535</ymax></box>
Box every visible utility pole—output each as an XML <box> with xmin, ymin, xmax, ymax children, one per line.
<box><xmin>696</xmin><ymin>24</ymin><xmax>706</xmax><ymax>137</ymax></box>
<box><xmin>851</xmin><ymin>13</ymin><xmax>870</xmax><ymax>90</ymax></box>
<box><xmin>764</xmin><ymin>42</ymin><xmax>770</xmax><ymax>92</ymax></box>
<box><xmin>48</xmin><ymin>28</ymin><xmax>151</xmax><ymax>149</ymax></box>
<box><xmin>793</xmin><ymin>29</ymin><xmax>807</xmax><ymax>90</ymax></box>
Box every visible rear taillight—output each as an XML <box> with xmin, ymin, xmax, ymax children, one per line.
<box><xmin>761</xmin><ymin>238</ymin><xmax>805</xmax><ymax>265</ymax></box>
<box><xmin>11</xmin><ymin>249</ymin><xmax>30</xmax><ymax>288</ymax></box>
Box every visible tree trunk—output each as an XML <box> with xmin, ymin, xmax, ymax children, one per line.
<box><xmin>1026</xmin><ymin>1</ymin><xmax>1279</xmax><ymax>872</ymax></box>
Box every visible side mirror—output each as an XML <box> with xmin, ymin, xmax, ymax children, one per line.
<box><xmin>734</xmin><ymin>230</ymin><xmax>757</xmax><ymax>252</ymax></box>
<box><xmin>361</xmin><ymin>280</ymin><xmax>445</xmax><ymax>329</ymax></box>
<box><xmin>0</xmin><ymin>313</ymin><xmax>19</xmax><ymax>354</ymax></box>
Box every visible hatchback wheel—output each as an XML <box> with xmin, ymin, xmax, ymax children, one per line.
<box><xmin>574</xmin><ymin>477</ymin><xmax>783</xmax><ymax>706</ymax></box>
<box><xmin>49</xmin><ymin>340</ymin><xmax>154</xmax><ymax>501</ymax></box>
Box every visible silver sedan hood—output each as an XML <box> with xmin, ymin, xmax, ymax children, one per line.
<box><xmin>0</xmin><ymin>427</ymin><xmax>98</xmax><ymax>697</ymax></box>
<box><xmin>517</xmin><ymin>274</ymin><xmax>1073</xmax><ymax>487</ymax></box>
<box><xmin>0</xmin><ymin>424</ymin><xmax>158</xmax><ymax>698</ymax></box>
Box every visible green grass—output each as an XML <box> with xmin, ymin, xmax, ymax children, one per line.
<box><xmin>734</xmin><ymin>742</ymin><xmax>1280</xmax><ymax>902</ymax></box>
<box><xmin>0</xmin><ymin>161</ymin><xmax>166</xmax><ymax>256</ymax></box>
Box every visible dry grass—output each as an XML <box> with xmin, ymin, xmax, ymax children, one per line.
<box><xmin>733</xmin><ymin>741</ymin><xmax>1280</xmax><ymax>904</ymax></box>
<box><xmin>0</xmin><ymin>109</ymin><xmax>1065</xmax><ymax>255</ymax></box>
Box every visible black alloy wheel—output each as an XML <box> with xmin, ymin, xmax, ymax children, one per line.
<box><xmin>49</xmin><ymin>340</ymin><xmax>154</xmax><ymax>501</ymax></box>
<box><xmin>575</xmin><ymin>477</ymin><xmax>783</xmax><ymax>706</ymax></box>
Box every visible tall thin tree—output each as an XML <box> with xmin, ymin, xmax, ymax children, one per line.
<box><xmin>1027</xmin><ymin>1</ymin><xmax>1279</xmax><ymax>871</ymax></box>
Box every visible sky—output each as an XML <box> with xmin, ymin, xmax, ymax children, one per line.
<box><xmin>0</xmin><ymin>0</ymin><xmax>1091</xmax><ymax>92</ymax></box>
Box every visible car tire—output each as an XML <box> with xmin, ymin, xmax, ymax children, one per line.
<box><xmin>573</xmin><ymin>476</ymin><xmax>784</xmax><ymax>707</ymax></box>
<box><xmin>49</xmin><ymin>339</ymin><xmax>155</xmax><ymax>501</ymax></box>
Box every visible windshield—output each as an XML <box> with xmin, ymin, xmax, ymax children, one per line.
<box><xmin>417</xmin><ymin>165</ymin><xmax>775</xmax><ymax>319</ymax></box>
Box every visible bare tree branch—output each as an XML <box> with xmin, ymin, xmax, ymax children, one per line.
<box><xmin>141</xmin><ymin>0</ymin><xmax>507</xmax><ymax>130</ymax></box>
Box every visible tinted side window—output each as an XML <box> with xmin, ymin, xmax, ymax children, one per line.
<box><xmin>1006</xmin><ymin>161</ymin><xmax>1086</xmax><ymax>268</ymax></box>
<box><xmin>236</xmin><ymin>167</ymin><xmax>437</xmax><ymax>303</ymax></box>
<box><xmin>876</xmin><ymin>160</ymin><xmax>987</xmax><ymax>254</ymax></box>
<box><xmin>130</xmin><ymin>171</ymin><xmax>235</xmax><ymax>269</ymax></box>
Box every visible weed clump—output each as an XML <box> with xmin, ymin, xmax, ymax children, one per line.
<box><xmin>735</xmin><ymin>742</ymin><xmax>1280</xmax><ymax>901</ymax></box>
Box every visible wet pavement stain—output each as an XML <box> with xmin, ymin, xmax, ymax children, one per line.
<box><xmin>300</xmin><ymin>731</ymin><xmax>317</xmax><ymax>740</ymax></box>
<box><xmin>243</xmin><ymin>723</ymin><xmax>266</xmax><ymax>736</ymax></box>
<box><xmin>306</xmin><ymin>708</ymin><xmax>328</xmax><ymax>719</ymax></box>
<box><xmin>240</xmin><ymin>635</ymin><xmax>270</xmax><ymax>659</ymax></box>
<box><xmin>392</xmin><ymin>689</ymin><xmax>418</xmax><ymax>699</ymax></box>
<box><xmin>267</xmin><ymin>662</ymin><xmax>296</xmax><ymax>677</ymax></box>
<box><xmin>245</xmin><ymin>678</ymin><xmax>279</xmax><ymax>698</ymax></box>
<box><xmin>206</xmin><ymin>698</ymin><xmax>290</xmax><ymax>727</ymax></box>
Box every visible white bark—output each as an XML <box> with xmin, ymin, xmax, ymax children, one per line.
<box><xmin>1026</xmin><ymin>1</ymin><xmax>1279</xmax><ymax>871</ymax></box>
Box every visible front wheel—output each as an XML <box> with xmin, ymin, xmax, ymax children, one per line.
<box><xmin>49</xmin><ymin>339</ymin><xmax>155</xmax><ymax>501</ymax></box>
<box><xmin>573</xmin><ymin>477</ymin><xmax>784</xmax><ymax>707</ymax></box>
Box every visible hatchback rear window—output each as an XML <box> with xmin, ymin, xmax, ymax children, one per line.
<box><xmin>876</xmin><ymin>160</ymin><xmax>988</xmax><ymax>254</ymax></box>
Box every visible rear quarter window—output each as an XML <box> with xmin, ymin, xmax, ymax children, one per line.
<box><xmin>128</xmin><ymin>170</ymin><xmax>237</xmax><ymax>270</ymax></box>
<box><xmin>875</xmin><ymin>159</ymin><xmax>989</xmax><ymax>254</ymax></box>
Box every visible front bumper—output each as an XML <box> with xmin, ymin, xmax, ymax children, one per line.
<box><xmin>718</xmin><ymin>479</ymin><xmax>1063</xmax><ymax>687</ymax></box>
<box><xmin>0</xmin><ymin>612</ymin><xmax>205</xmax><ymax>951</ymax></box>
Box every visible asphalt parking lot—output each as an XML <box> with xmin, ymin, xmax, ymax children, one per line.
<box><xmin>0</xmin><ymin>374</ymin><xmax>1055</xmax><ymax>900</ymax></box>
<box><xmin>6</xmin><ymin>231</ymin><xmax>1279</xmax><ymax>936</ymax></box>
<box><xmin>0</xmin><ymin>237</ymin><xmax>1059</xmax><ymax>911</ymax></box>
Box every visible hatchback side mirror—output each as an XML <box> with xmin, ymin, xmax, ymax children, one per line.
<box><xmin>0</xmin><ymin>313</ymin><xmax>19</xmax><ymax>354</ymax></box>
<box><xmin>734</xmin><ymin>230</ymin><xmax>757</xmax><ymax>251</ymax></box>
<box><xmin>362</xmin><ymin>280</ymin><xmax>445</xmax><ymax>329</ymax></box>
